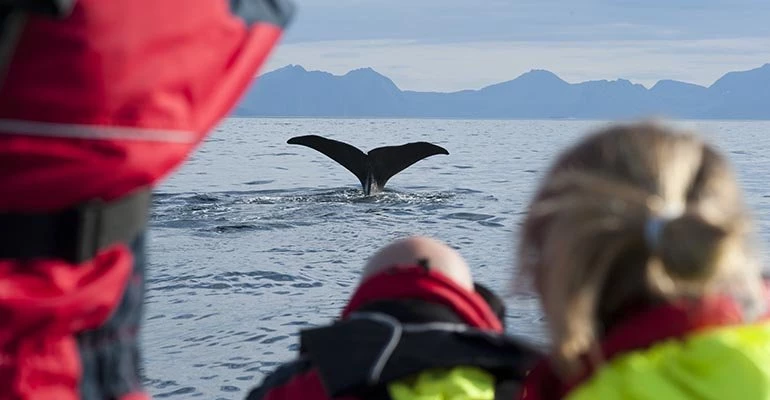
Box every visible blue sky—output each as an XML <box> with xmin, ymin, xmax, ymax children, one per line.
<box><xmin>263</xmin><ymin>0</ymin><xmax>770</xmax><ymax>91</ymax></box>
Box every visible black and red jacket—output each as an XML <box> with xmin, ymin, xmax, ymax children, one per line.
<box><xmin>246</xmin><ymin>265</ymin><xmax>542</xmax><ymax>400</ymax></box>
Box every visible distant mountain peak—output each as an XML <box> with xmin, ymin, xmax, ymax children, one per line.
<box><xmin>348</xmin><ymin>66</ymin><xmax>376</xmax><ymax>73</ymax></box>
<box><xmin>650</xmin><ymin>79</ymin><xmax>707</xmax><ymax>91</ymax></box>
<box><xmin>479</xmin><ymin>68</ymin><xmax>568</xmax><ymax>92</ymax></box>
<box><xmin>274</xmin><ymin>64</ymin><xmax>307</xmax><ymax>73</ymax></box>
<box><xmin>344</xmin><ymin>67</ymin><xmax>387</xmax><ymax>78</ymax></box>
<box><xmin>709</xmin><ymin>62</ymin><xmax>770</xmax><ymax>92</ymax></box>
<box><xmin>517</xmin><ymin>69</ymin><xmax>563</xmax><ymax>81</ymax></box>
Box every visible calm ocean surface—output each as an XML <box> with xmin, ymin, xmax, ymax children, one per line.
<box><xmin>143</xmin><ymin>118</ymin><xmax>770</xmax><ymax>399</ymax></box>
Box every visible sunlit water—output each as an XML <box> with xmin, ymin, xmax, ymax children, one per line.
<box><xmin>143</xmin><ymin>118</ymin><xmax>770</xmax><ymax>399</ymax></box>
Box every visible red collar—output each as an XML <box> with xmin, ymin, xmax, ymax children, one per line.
<box><xmin>341</xmin><ymin>265</ymin><xmax>503</xmax><ymax>332</ymax></box>
<box><xmin>521</xmin><ymin>291</ymin><xmax>770</xmax><ymax>400</ymax></box>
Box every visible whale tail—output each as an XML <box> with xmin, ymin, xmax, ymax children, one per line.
<box><xmin>287</xmin><ymin>135</ymin><xmax>449</xmax><ymax>195</ymax></box>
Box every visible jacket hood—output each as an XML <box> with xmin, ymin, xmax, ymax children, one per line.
<box><xmin>341</xmin><ymin>264</ymin><xmax>504</xmax><ymax>332</ymax></box>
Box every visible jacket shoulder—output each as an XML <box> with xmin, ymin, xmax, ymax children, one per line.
<box><xmin>245</xmin><ymin>357</ymin><xmax>313</xmax><ymax>400</ymax></box>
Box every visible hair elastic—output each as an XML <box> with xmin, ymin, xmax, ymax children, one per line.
<box><xmin>644</xmin><ymin>203</ymin><xmax>685</xmax><ymax>251</ymax></box>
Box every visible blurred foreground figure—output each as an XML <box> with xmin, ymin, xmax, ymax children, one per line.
<box><xmin>516</xmin><ymin>122</ymin><xmax>770</xmax><ymax>400</ymax></box>
<box><xmin>0</xmin><ymin>1</ymin><xmax>293</xmax><ymax>398</ymax></box>
<box><xmin>248</xmin><ymin>236</ymin><xmax>541</xmax><ymax>400</ymax></box>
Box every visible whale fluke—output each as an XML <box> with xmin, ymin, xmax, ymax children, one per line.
<box><xmin>287</xmin><ymin>135</ymin><xmax>369</xmax><ymax>187</ymax></box>
<box><xmin>287</xmin><ymin>135</ymin><xmax>449</xmax><ymax>195</ymax></box>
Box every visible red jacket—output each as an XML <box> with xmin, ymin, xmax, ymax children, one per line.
<box><xmin>0</xmin><ymin>1</ymin><xmax>292</xmax><ymax>399</ymax></box>
<box><xmin>1</xmin><ymin>0</ymin><xmax>291</xmax><ymax>211</ymax></box>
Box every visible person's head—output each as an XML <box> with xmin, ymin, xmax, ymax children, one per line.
<box><xmin>354</xmin><ymin>235</ymin><xmax>507</xmax><ymax>325</ymax></box>
<box><xmin>362</xmin><ymin>235</ymin><xmax>475</xmax><ymax>291</ymax></box>
<box><xmin>516</xmin><ymin>121</ymin><xmax>765</xmax><ymax>376</ymax></box>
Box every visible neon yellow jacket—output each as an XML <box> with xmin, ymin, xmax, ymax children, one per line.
<box><xmin>388</xmin><ymin>366</ymin><xmax>497</xmax><ymax>400</ymax></box>
<box><xmin>568</xmin><ymin>322</ymin><xmax>770</xmax><ymax>400</ymax></box>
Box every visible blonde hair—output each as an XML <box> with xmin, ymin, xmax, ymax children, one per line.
<box><xmin>516</xmin><ymin>122</ymin><xmax>765</xmax><ymax>377</ymax></box>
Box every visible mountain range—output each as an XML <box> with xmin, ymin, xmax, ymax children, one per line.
<box><xmin>233</xmin><ymin>63</ymin><xmax>770</xmax><ymax>120</ymax></box>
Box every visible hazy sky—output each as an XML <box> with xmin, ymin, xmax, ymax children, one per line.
<box><xmin>262</xmin><ymin>0</ymin><xmax>770</xmax><ymax>92</ymax></box>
